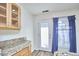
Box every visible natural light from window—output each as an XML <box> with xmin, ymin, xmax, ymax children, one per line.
<box><xmin>58</xmin><ymin>19</ymin><xmax>70</xmax><ymax>51</ymax></box>
<box><xmin>41</xmin><ymin>23</ymin><xmax>49</xmax><ymax>48</ymax></box>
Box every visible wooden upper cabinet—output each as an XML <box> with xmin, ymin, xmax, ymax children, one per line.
<box><xmin>0</xmin><ymin>3</ymin><xmax>7</xmax><ymax>28</ymax></box>
<box><xmin>0</xmin><ymin>3</ymin><xmax>21</xmax><ymax>30</ymax></box>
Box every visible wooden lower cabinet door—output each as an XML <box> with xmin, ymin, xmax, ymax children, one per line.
<box><xmin>14</xmin><ymin>47</ymin><xmax>29</xmax><ymax>56</ymax></box>
<box><xmin>21</xmin><ymin>47</ymin><xmax>29</xmax><ymax>56</ymax></box>
<box><xmin>28</xmin><ymin>44</ymin><xmax>31</xmax><ymax>56</ymax></box>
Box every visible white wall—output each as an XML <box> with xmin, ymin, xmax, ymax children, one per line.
<box><xmin>34</xmin><ymin>8</ymin><xmax>79</xmax><ymax>53</ymax></box>
<box><xmin>0</xmin><ymin>4</ymin><xmax>34</xmax><ymax>51</ymax></box>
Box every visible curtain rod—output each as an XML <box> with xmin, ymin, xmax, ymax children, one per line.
<box><xmin>37</xmin><ymin>15</ymin><xmax>76</xmax><ymax>20</ymax></box>
<box><xmin>53</xmin><ymin>15</ymin><xmax>76</xmax><ymax>18</ymax></box>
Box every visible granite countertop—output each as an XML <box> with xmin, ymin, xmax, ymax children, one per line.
<box><xmin>0</xmin><ymin>37</ymin><xmax>31</xmax><ymax>56</ymax></box>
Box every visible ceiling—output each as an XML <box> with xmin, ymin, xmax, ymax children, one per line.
<box><xmin>21</xmin><ymin>3</ymin><xmax>79</xmax><ymax>15</ymax></box>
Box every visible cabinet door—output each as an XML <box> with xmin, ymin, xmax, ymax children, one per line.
<box><xmin>0</xmin><ymin>3</ymin><xmax>21</xmax><ymax>30</ymax></box>
<box><xmin>14</xmin><ymin>47</ymin><xmax>29</xmax><ymax>56</ymax></box>
<box><xmin>0</xmin><ymin>3</ymin><xmax>8</xmax><ymax>29</ymax></box>
<box><xmin>10</xmin><ymin>3</ymin><xmax>21</xmax><ymax>30</ymax></box>
<box><xmin>21</xmin><ymin>47</ymin><xmax>29</xmax><ymax>56</ymax></box>
<box><xmin>28</xmin><ymin>44</ymin><xmax>32</xmax><ymax>55</ymax></box>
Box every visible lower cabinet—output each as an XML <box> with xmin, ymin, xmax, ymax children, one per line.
<box><xmin>13</xmin><ymin>44</ymin><xmax>31</xmax><ymax>56</ymax></box>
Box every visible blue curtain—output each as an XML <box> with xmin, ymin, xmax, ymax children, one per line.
<box><xmin>68</xmin><ymin>15</ymin><xmax>77</xmax><ymax>53</ymax></box>
<box><xmin>52</xmin><ymin>17</ymin><xmax>58</xmax><ymax>53</ymax></box>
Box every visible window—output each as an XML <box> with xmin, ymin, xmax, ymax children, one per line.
<box><xmin>58</xmin><ymin>18</ymin><xmax>70</xmax><ymax>51</ymax></box>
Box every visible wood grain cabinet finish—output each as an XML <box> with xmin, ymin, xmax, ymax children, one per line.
<box><xmin>0</xmin><ymin>3</ymin><xmax>21</xmax><ymax>30</ymax></box>
<box><xmin>13</xmin><ymin>44</ymin><xmax>31</xmax><ymax>56</ymax></box>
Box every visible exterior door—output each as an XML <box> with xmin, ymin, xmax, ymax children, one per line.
<box><xmin>38</xmin><ymin>19</ymin><xmax>53</xmax><ymax>51</ymax></box>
